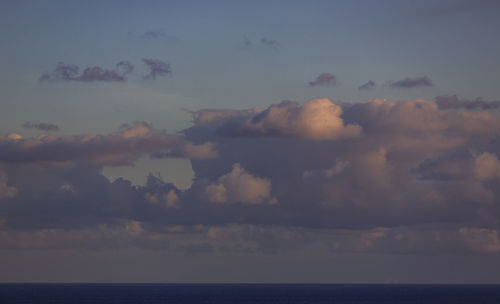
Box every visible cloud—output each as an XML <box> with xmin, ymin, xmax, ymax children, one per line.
<box><xmin>184</xmin><ymin>98</ymin><xmax>500</xmax><ymax>228</ymax></box>
<box><xmin>358</xmin><ymin>80</ymin><xmax>375</xmax><ymax>91</ymax></box>
<box><xmin>7</xmin><ymin>133</ymin><xmax>23</xmax><ymax>140</ymax></box>
<box><xmin>474</xmin><ymin>152</ymin><xmax>500</xmax><ymax>181</ymax></box>
<box><xmin>388</xmin><ymin>76</ymin><xmax>433</xmax><ymax>88</ymax></box>
<box><xmin>143</xmin><ymin>58</ymin><xmax>172</xmax><ymax>79</ymax></box>
<box><xmin>150</xmin><ymin>142</ymin><xmax>218</xmax><ymax>160</ymax></box>
<box><xmin>140</xmin><ymin>29</ymin><xmax>181</xmax><ymax>43</ymax></box>
<box><xmin>40</xmin><ymin>61</ymin><xmax>134</xmax><ymax>83</ymax></box>
<box><xmin>2</xmin><ymin>97</ymin><xmax>500</xmax><ymax>256</ymax></box>
<box><xmin>260</xmin><ymin>37</ymin><xmax>279</xmax><ymax>51</ymax></box>
<box><xmin>188</xmin><ymin>107</ymin><xmax>263</xmax><ymax>127</ymax></box>
<box><xmin>116</xmin><ymin>61</ymin><xmax>134</xmax><ymax>75</ymax></box>
<box><xmin>0</xmin><ymin>122</ymin><xmax>217</xmax><ymax>166</ymax></box>
<box><xmin>308</xmin><ymin>73</ymin><xmax>336</xmax><ymax>87</ymax></box>
<box><xmin>239</xmin><ymin>36</ymin><xmax>279</xmax><ymax>51</ymax></box>
<box><xmin>436</xmin><ymin>95</ymin><xmax>500</xmax><ymax>110</ymax></box>
<box><xmin>204</xmin><ymin>163</ymin><xmax>276</xmax><ymax>205</ymax></box>
<box><xmin>210</xmin><ymin>99</ymin><xmax>362</xmax><ymax>140</ymax></box>
<box><xmin>142</xmin><ymin>29</ymin><xmax>166</xmax><ymax>39</ymax></box>
<box><xmin>342</xmin><ymin>99</ymin><xmax>498</xmax><ymax>136</ymax></box>
<box><xmin>144</xmin><ymin>175</ymin><xmax>181</xmax><ymax>209</ymax></box>
<box><xmin>303</xmin><ymin>160</ymin><xmax>350</xmax><ymax>179</ymax></box>
<box><xmin>459</xmin><ymin>228</ymin><xmax>500</xmax><ymax>253</ymax></box>
<box><xmin>39</xmin><ymin>62</ymin><xmax>78</xmax><ymax>82</ymax></box>
<box><xmin>23</xmin><ymin>122</ymin><xmax>60</xmax><ymax>132</ymax></box>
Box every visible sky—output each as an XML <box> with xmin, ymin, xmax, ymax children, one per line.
<box><xmin>1</xmin><ymin>0</ymin><xmax>500</xmax><ymax>283</ymax></box>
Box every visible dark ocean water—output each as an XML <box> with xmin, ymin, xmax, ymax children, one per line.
<box><xmin>1</xmin><ymin>284</ymin><xmax>499</xmax><ymax>304</ymax></box>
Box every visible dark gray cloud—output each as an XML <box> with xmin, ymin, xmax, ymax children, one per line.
<box><xmin>142</xmin><ymin>58</ymin><xmax>172</xmax><ymax>79</ymax></box>
<box><xmin>436</xmin><ymin>95</ymin><xmax>500</xmax><ymax>110</ymax></box>
<box><xmin>388</xmin><ymin>76</ymin><xmax>433</xmax><ymax>88</ymax></box>
<box><xmin>358</xmin><ymin>80</ymin><xmax>375</xmax><ymax>91</ymax></box>
<box><xmin>40</xmin><ymin>61</ymin><xmax>134</xmax><ymax>83</ymax></box>
<box><xmin>308</xmin><ymin>73</ymin><xmax>337</xmax><ymax>87</ymax></box>
<box><xmin>23</xmin><ymin>122</ymin><xmax>60</xmax><ymax>132</ymax></box>
<box><xmin>140</xmin><ymin>29</ymin><xmax>181</xmax><ymax>43</ymax></box>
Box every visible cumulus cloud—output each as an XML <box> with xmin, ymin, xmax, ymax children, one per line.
<box><xmin>343</xmin><ymin>98</ymin><xmax>499</xmax><ymax>136</ymax></box>
<box><xmin>388</xmin><ymin>76</ymin><xmax>433</xmax><ymax>88</ymax></box>
<box><xmin>144</xmin><ymin>175</ymin><xmax>181</xmax><ymax>208</ymax></box>
<box><xmin>436</xmin><ymin>95</ymin><xmax>500</xmax><ymax>110</ymax></box>
<box><xmin>358</xmin><ymin>80</ymin><xmax>375</xmax><ymax>90</ymax></box>
<box><xmin>204</xmin><ymin>163</ymin><xmax>275</xmax><ymax>204</ymax></box>
<box><xmin>308</xmin><ymin>73</ymin><xmax>336</xmax><ymax>87</ymax></box>
<box><xmin>23</xmin><ymin>122</ymin><xmax>60</xmax><ymax>132</ymax></box>
<box><xmin>143</xmin><ymin>58</ymin><xmax>172</xmax><ymax>79</ymax></box>
<box><xmin>211</xmin><ymin>99</ymin><xmax>362</xmax><ymax>140</ymax></box>
<box><xmin>40</xmin><ymin>61</ymin><xmax>134</xmax><ymax>83</ymax></box>
<box><xmin>2</xmin><ymin>97</ymin><xmax>500</xmax><ymax>256</ymax></box>
<box><xmin>185</xmin><ymin>98</ymin><xmax>500</xmax><ymax>226</ymax></box>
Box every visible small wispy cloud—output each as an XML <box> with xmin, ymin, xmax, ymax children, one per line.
<box><xmin>23</xmin><ymin>122</ymin><xmax>60</xmax><ymax>132</ymax></box>
<box><xmin>40</xmin><ymin>61</ymin><xmax>134</xmax><ymax>83</ymax></box>
<box><xmin>239</xmin><ymin>36</ymin><xmax>280</xmax><ymax>52</ymax></box>
<box><xmin>260</xmin><ymin>37</ymin><xmax>279</xmax><ymax>51</ymax></box>
<box><xmin>143</xmin><ymin>58</ymin><xmax>172</xmax><ymax>80</ymax></box>
<box><xmin>388</xmin><ymin>76</ymin><xmax>433</xmax><ymax>88</ymax></box>
<box><xmin>140</xmin><ymin>29</ymin><xmax>181</xmax><ymax>43</ymax></box>
<box><xmin>308</xmin><ymin>73</ymin><xmax>337</xmax><ymax>87</ymax></box>
<box><xmin>358</xmin><ymin>80</ymin><xmax>376</xmax><ymax>91</ymax></box>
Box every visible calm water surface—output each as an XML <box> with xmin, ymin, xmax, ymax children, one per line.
<box><xmin>1</xmin><ymin>284</ymin><xmax>499</xmax><ymax>304</ymax></box>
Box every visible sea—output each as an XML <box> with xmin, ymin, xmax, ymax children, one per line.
<box><xmin>1</xmin><ymin>284</ymin><xmax>499</xmax><ymax>304</ymax></box>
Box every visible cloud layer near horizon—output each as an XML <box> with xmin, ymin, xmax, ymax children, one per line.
<box><xmin>1</xmin><ymin>98</ymin><xmax>500</xmax><ymax>255</ymax></box>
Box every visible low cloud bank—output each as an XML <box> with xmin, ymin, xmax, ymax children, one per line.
<box><xmin>1</xmin><ymin>97</ymin><xmax>500</xmax><ymax>255</ymax></box>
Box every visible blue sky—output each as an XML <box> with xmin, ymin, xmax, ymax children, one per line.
<box><xmin>1</xmin><ymin>0</ymin><xmax>500</xmax><ymax>283</ymax></box>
